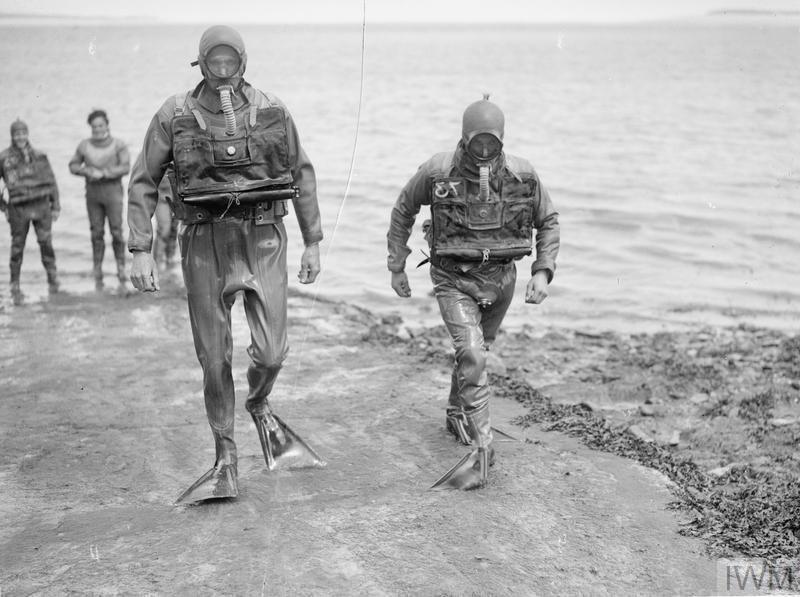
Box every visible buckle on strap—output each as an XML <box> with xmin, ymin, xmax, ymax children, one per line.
<box><xmin>481</xmin><ymin>249</ymin><xmax>490</xmax><ymax>264</ymax></box>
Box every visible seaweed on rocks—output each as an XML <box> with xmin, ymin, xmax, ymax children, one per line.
<box><xmin>679</xmin><ymin>465</ymin><xmax>800</xmax><ymax>561</ymax></box>
<box><xmin>778</xmin><ymin>336</ymin><xmax>800</xmax><ymax>378</ymax></box>
<box><xmin>492</xmin><ymin>373</ymin><xmax>709</xmax><ymax>493</ymax></box>
<box><xmin>492</xmin><ymin>372</ymin><xmax>800</xmax><ymax>563</ymax></box>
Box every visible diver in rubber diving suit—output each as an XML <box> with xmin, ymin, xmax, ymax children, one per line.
<box><xmin>387</xmin><ymin>95</ymin><xmax>560</xmax><ymax>490</ymax></box>
<box><xmin>0</xmin><ymin>119</ymin><xmax>61</xmax><ymax>303</ymax></box>
<box><xmin>127</xmin><ymin>25</ymin><xmax>324</xmax><ymax>504</ymax></box>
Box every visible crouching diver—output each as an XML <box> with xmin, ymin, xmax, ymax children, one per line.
<box><xmin>387</xmin><ymin>95</ymin><xmax>560</xmax><ymax>490</ymax></box>
<box><xmin>127</xmin><ymin>25</ymin><xmax>324</xmax><ymax>505</ymax></box>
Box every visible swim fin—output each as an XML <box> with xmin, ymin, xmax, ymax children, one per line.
<box><xmin>175</xmin><ymin>462</ymin><xmax>239</xmax><ymax>505</ymax></box>
<box><xmin>490</xmin><ymin>426</ymin><xmax>519</xmax><ymax>442</ymax></box>
<box><xmin>249</xmin><ymin>410</ymin><xmax>325</xmax><ymax>471</ymax></box>
<box><xmin>431</xmin><ymin>447</ymin><xmax>492</xmax><ymax>491</ymax></box>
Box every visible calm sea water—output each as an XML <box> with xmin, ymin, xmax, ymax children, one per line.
<box><xmin>0</xmin><ymin>20</ymin><xmax>798</xmax><ymax>333</ymax></box>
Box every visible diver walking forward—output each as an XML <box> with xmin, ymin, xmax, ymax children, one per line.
<box><xmin>387</xmin><ymin>95</ymin><xmax>560</xmax><ymax>489</ymax></box>
<box><xmin>127</xmin><ymin>25</ymin><xmax>324</xmax><ymax>504</ymax></box>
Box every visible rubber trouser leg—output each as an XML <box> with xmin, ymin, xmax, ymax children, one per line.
<box><xmin>175</xmin><ymin>222</ymin><xmax>239</xmax><ymax>504</ymax></box>
<box><xmin>237</xmin><ymin>222</ymin><xmax>323</xmax><ymax>470</ymax></box>
<box><xmin>32</xmin><ymin>210</ymin><xmax>57</xmax><ymax>288</ymax></box>
<box><xmin>8</xmin><ymin>206</ymin><xmax>30</xmax><ymax>284</ymax></box>
<box><xmin>430</xmin><ymin>273</ymin><xmax>494</xmax><ymax>489</ymax></box>
<box><xmin>444</xmin><ymin>368</ymin><xmax>470</xmax><ymax>447</ymax></box>
<box><xmin>86</xmin><ymin>196</ymin><xmax>106</xmax><ymax>285</ymax></box>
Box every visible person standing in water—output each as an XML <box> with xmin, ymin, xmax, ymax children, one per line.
<box><xmin>0</xmin><ymin>119</ymin><xmax>61</xmax><ymax>303</ymax></box>
<box><xmin>69</xmin><ymin>109</ymin><xmax>131</xmax><ymax>291</ymax></box>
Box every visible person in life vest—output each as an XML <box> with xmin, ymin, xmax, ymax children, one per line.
<box><xmin>387</xmin><ymin>95</ymin><xmax>560</xmax><ymax>490</ymax></box>
<box><xmin>127</xmin><ymin>25</ymin><xmax>324</xmax><ymax>505</ymax></box>
<box><xmin>0</xmin><ymin>119</ymin><xmax>61</xmax><ymax>304</ymax></box>
<box><xmin>69</xmin><ymin>109</ymin><xmax>131</xmax><ymax>292</ymax></box>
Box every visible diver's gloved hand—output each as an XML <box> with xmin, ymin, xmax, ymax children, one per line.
<box><xmin>130</xmin><ymin>251</ymin><xmax>160</xmax><ymax>292</ymax></box>
<box><xmin>525</xmin><ymin>270</ymin><xmax>549</xmax><ymax>304</ymax></box>
<box><xmin>391</xmin><ymin>271</ymin><xmax>411</xmax><ymax>298</ymax></box>
<box><xmin>298</xmin><ymin>242</ymin><xmax>320</xmax><ymax>284</ymax></box>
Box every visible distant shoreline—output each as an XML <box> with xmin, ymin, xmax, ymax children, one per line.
<box><xmin>0</xmin><ymin>13</ymin><xmax>155</xmax><ymax>26</ymax></box>
<box><xmin>707</xmin><ymin>9</ymin><xmax>800</xmax><ymax>16</ymax></box>
<box><xmin>1</xmin><ymin>9</ymin><xmax>800</xmax><ymax>28</ymax></box>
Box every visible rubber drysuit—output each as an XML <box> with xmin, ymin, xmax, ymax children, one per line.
<box><xmin>387</xmin><ymin>96</ymin><xmax>560</xmax><ymax>489</ymax></box>
<box><xmin>0</xmin><ymin>119</ymin><xmax>60</xmax><ymax>301</ymax></box>
<box><xmin>68</xmin><ymin>112</ymin><xmax>131</xmax><ymax>290</ymax></box>
<box><xmin>127</xmin><ymin>25</ymin><xmax>324</xmax><ymax>504</ymax></box>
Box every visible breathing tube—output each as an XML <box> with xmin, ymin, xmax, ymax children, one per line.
<box><xmin>217</xmin><ymin>85</ymin><xmax>237</xmax><ymax>136</ymax></box>
<box><xmin>479</xmin><ymin>165</ymin><xmax>491</xmax><ymax>200</ymax></box>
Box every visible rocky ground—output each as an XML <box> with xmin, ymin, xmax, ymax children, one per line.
<box><xmin>1</xmin><ymin>279</ymin><xmax>798</xmax><ymax>595</ymax></box>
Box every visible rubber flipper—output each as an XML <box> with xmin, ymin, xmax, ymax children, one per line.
<box><xmin>175</xmin><ymin>463</ymin><xmax>239</xmax><ymax>505</ymax></box>
<box><xmin>250</xmin><ymin>411</ymin><xmax>325</xmax><ymax>471</ymax></box>
<box><xmin>490</xmin><ymin>426</ymin><xmax>519</xmax><ymax>442</ymax></box>
<box><xmin>431</xmin><ymin>447</ymin><xmax>490</xmax><ymax>491</ymax></box>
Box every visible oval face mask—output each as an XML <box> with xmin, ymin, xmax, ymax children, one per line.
<box><xmin>467</xmin><ymin>132</ymin><xmax>503</xmax><ymax>162</ymax></box>
<box><xmin>205</xmin><ymin>45</ymin><xmax>241</xmax><ymax>79</ymax></box>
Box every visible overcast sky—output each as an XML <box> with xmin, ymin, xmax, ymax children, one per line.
<box><xmin>2</xmin><ymin>0</ymin><xmax>800</xmax><ymax>23</ymax></box>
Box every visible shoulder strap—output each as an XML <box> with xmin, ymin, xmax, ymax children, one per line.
<box><xmin>243</xmin><ymin>86</ymin><xmax>279</xmax><ymax>127</ymax></box>
<box><xmin>173</xmin><ymin>86</ymin><xmax>276</xmax><ymax>131</ymax></box>
<box><xmin>173</xmin><ymin>90</ymin><xmax>207</xmax><ymax>131</ymax></box>
<box><xmin>172</xmin><ymin>91</ymin><xmax>188</xmax><ymax>116</ymax></box>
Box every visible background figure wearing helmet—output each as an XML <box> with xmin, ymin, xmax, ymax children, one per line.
<box><xmin>387</xmin><ymin>95</ymin><xmax>560</xmax><ymax>490</ymax></box>
<box><xmin>69</xmin><ymin>109</ymin><xmax>131</xmax><ymax>292</ymax></box>
<box><xmin>127</xmin><ymin>25</ymin><xmax>324</xmax><ymax>504</ymax></box>
<box><xmin>0</xmin><ymin>119</ymin><xmax>61</xmax><ymax>304</ymax></box>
